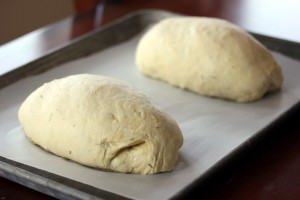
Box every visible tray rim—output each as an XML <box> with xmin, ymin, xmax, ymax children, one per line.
<box><xmin>1</xmin><ymin>9</ymin><xmax>300</xmax><ymax>200</ymax></box>
<box><xmin>0</xmin><ymin>9</ymin><xmax>299</xmax><ymax>90</ymax></box>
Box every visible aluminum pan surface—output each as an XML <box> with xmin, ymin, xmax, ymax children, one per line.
<box><xmin>1</xmin><ymin>32</ymin><xmax>300</xmax><ymax>200</ymax></box>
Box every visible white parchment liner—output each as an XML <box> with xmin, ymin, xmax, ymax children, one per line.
<box><xmin>1</xmin><ymin>34</ymin><xmax>300</xmax><ymax>200</ymax></box>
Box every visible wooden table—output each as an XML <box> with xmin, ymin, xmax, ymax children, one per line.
<box><xmin>1</xmin><ymin>0</ymin><xmax>300</xmax><ymax>199</ymax></box>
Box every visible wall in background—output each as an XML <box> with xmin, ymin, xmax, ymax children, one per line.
<box><xmin>0</xmin><ymin>0</ymin><xmax>74</xmax><ymax>45</ymax></box>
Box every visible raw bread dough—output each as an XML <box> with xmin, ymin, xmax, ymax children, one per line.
<box><xmin>18</xmin><ymin>74</ymin><xmax>183</xmax><ymax>175</ymax></box>
<box><xmin>136</xmin><ymin>17</ymin><xmax>283</xmax><ymax>102</ymax></box>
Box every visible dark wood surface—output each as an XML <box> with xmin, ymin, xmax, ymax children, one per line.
<box><xmin>1</xmin><ymin>0</ymin><xmax>300</xmax><ymax>199</ymax></box>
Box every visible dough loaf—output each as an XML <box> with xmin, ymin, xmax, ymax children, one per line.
<box><xmin>136</xmin><ymin>17</ymin><xmax>283</xmax><ymax>102</ymax></box>
<box><xmin>18</xmin><ymin>74</ymin><xmax>183</xmax><ymax>175</ymax></box>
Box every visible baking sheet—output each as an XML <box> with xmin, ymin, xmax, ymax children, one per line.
<box><xmin>1</xmin><ymin>14</ymin><xmax>300</xmax><ymax>200</ymax></box>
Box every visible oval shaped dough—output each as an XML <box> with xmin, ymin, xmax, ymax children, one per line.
<box><xmin>18</xmin><ymin>74</ymin><xmax>183</xmax><ymax>175</ymax></box>
<box><xmin>136</xmin><ymin>17</ymin><xmax>283</xmax><ymax>102</ymax></box>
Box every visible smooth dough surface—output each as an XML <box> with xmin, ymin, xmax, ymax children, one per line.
<box><xmin>18</xmin><ymin>74</ymin><xmax>183</xmax><ymax>175</ymax></box>
<box><xmin>136</xmin><ymin>17</ymin><xmax>283</xmax><ymax>102</ymax></box>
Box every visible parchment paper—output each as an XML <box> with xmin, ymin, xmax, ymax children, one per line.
<box><xmin>1</xmin><ymin>34</ymin><xmax>300</xmax><ymax>200</ymax></box>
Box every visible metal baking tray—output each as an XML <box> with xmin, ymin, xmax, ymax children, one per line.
<box><xmin>1</xmin><ymin>10</ymin><xmax>300</xmax><ymax>200</ymax></box>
